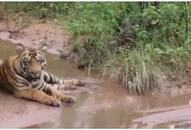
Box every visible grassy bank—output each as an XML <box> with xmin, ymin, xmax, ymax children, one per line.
<box><xmin>1</xmin><ymin>2</ymin><xmax>191</xmax><ymax>94</ymax></box>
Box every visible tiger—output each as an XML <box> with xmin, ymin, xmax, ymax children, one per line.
<box><xmin>0</xmin><ymin>43</ymin><xmax>85</xmax><ymax>107</ymax></box>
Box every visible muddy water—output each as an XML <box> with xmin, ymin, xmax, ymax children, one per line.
<box><xmin>1</xmin><ymin>39</ymin><xmax>191</xmax><ymax>128</ymax></box>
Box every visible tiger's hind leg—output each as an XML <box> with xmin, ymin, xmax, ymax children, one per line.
<box><xmin>15</xmin><ymin>89</ymin><xmax>61</xmax><ymax>107</ymax></box>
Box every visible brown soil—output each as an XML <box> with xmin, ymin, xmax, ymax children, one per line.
<box><xmin>0</xmin><ymin>19</ymin><xmax>72</xmax><ymax>56</ymax></box>
<box><xmin>152</xmin><ymin>73</ymin><xmax>191</xmax><ymax>97</ymax></box>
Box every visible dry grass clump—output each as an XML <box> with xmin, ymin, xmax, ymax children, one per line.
<box><xmin>119</xmin><ymin>50</ymin><xmax>163</xmax><ymax>94</ymax></box>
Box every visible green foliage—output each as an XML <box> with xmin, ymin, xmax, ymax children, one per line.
<box><xmin>63</xmin><ymin>3</ymin><xmax>126</xmax><ymax>67</ymax></box>
<box><xmin>0</xmin><ymin>2</ymin><xmax>75</xmax><ymax>18</ymax></box>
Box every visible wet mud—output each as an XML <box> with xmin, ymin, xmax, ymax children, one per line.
<box><xmin>0</xmin><ymin>90</ymin><xmax>60</xmax><ymax>128</ymax></box>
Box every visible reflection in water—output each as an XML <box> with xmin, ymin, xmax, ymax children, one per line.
<box><xmin>0</xmin><ymin>39</ymin><xmax>191</xmax><ymax>128</ymax></box>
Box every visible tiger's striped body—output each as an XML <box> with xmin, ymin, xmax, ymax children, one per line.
<box><xmin>0</xmin><ymin>43</ymin><xmax>84</xmax><ymax>107</ymax></box>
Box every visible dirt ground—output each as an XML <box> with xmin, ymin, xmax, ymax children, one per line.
<box><xmin>0</xmin><ymin>90</ymin><xmax>60</xmax><ymax>128</ymax></box>
<box><xmin>0</xmin><ymin>19</ymin><xmax>73</xmax><ymax>56</ymax></box>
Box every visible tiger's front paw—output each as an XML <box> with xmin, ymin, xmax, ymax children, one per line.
<box><xmin>64</xmin><ymin>85</ymin><xmax>77</xmax><ymax>90</ymax></box>
<box><xmin>49</xmin><ymin>98</ymin><xmax>62</xmax><ymax>107</ymax></box>
<box><xmin>61</xmin><ymin>96</ymin><xmax>76</xmax><ymax>104</ymax></box>
<box><xmin>72</xmin><ymin>79</ymin><xmax>85</xmax><ymax>86</ymax></box>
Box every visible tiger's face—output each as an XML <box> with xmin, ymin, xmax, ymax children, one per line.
<box><xmin>16</xmin><ymin>43</ymin><xmax>47</xmax><ymax>79</ymax></box>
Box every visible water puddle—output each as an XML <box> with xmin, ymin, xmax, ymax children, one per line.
<box><xmin>0</xmin><ymin>39</ymin><xmax>191</xmax><ymax>128</ymax></box>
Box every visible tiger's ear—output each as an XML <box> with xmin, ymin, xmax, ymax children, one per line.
<box><xmin>38</xmin><ymin>43</ymin><xmax>48</xmax><ymax>53</ymax></box>
<box><xmin>16</xmin><ymin>43</ymin><xmax>25</xmax><ymax>53</ymax></box>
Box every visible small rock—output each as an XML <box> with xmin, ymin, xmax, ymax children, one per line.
<box><xmin>0</xmin><ymin>59</ymin><xmax>3</xmax><ymax>65</ymax></box>
<box><xmin>78</xmin><ymin>64</ymin><xmax>85</xmax><ymax>70</ymax></box>
<box><xmin>169</xmin><ymin>124</ymin><xmax>175</xmax><ymax>129</ymax></box>
<box><xmin>189</xmin><ymin>100</ymin><xmax>191</xmax><ymax>106</ymax></box>
<box><xmin>177</xmin><ymin>84</ymin><xmax>182</xmax><ymax>88</ymax></box>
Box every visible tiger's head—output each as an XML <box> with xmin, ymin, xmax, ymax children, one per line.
<box><xmin>16</xmin><ymin>43</ymin><xmax>48</xmax><ymax>79</ymax></box>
